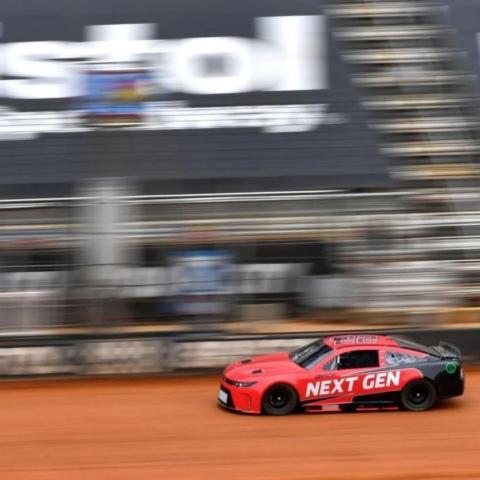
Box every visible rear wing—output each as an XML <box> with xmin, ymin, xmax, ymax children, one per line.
<box><xmin>432</xmin><ymin>342</ymin><xmax>461</xmax><ymax>360</ymax></box>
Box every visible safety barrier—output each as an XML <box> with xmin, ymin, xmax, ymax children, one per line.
<box><xmin>0</xmin><ymin>327</ymin><xmax>478</xmax><ymax>378</ymax></box>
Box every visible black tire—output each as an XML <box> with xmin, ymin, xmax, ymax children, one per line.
<box><xmin>262</xmin><ymin>384</ymin><xmax>298</xmax><ymax>415</ymax></box>
<box><xmin>400</xmin><ymin>380</ymin><xmax>437</xmax><ymax>411</ymax></box>
<box><xmin>339</xmin><ymin>404</ymin><xmax>357</xmax><ymax>413</ymax></box>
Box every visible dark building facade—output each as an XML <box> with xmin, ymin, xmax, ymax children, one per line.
<box><xmin>0</xmin><ymin>0</ymin><xmax>390</xmax><ymax>196</ymax></box>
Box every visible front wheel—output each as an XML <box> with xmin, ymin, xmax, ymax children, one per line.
<box><xmin>400</xmin><ymin>380</ymin><xmax>437</xmax><ymax>411</ymax></box>
<box><xmin>262</xmin><ymin>384</ymin><xmax>298</xmax><ymax>415</ymax></box>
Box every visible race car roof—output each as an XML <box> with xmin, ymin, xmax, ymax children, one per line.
<box><xmin>323</xmin><ymin>334</ymin><xmax>399</xmax><ymax>349</ymax></box>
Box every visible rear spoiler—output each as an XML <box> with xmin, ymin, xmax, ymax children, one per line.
<box><xmin>432</xmin><ymin>342</ymin><xmax>461</xmax><ymax>360</ymax></box>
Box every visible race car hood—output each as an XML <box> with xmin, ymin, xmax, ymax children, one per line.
<box><xmin>224</xmin><ymin>352</ymin><xmax>303</xmax><ymax>380</ymax></box>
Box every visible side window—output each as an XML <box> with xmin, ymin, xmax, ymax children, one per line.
<box><xmin>336</xmin><ymin>350</ymin><xmax>379</xmax><ymax>370</ymax></box>
<box><xmin>323</xmin><ymin>355</ymin><xmax>338</xmax><ymax>371</ymax></box>
<box><xmin>384</xmin><ymin>351</ymin><xmax>424</xmax><ymax>366</ymax></box>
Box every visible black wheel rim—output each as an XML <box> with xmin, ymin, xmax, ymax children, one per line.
<box><xmin>407</xmin><ymin>384</ymin><xmax>431</xmax><ymax>406</ymax></box>
<box><xmin>269</xmin><ymin>387</ymin><xmax>289</xmax><ymax>409</ymax></box>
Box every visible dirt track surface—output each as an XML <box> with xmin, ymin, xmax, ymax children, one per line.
<box><xmin>0</xmin><ymin>371</ymin><xmax>479</xmax><ymax>480</ymax></box>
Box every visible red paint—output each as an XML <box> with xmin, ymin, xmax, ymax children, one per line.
<box><xmin>220</xmin><ymin>334</ymin><xmax>426</xmax><ymax>414</ymax></box>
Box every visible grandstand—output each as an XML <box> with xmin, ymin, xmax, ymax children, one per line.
<box><xmin>0</xmin><ymin>0</ymin><xmax>479</xmax><ymax>333</ymax></box>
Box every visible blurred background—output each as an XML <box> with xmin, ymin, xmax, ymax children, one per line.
<box><xmin>0</xmin><ymin>0</ymin><xmax>480</xmax><ymax>375</ymax></box>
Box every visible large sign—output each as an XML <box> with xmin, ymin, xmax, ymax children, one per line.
<box><xmin>0</xmin><ymin>17</ymin><xmax>325</xmax><ymax>99</ymax></box>
<box><xmin>0</xmin><ymin>0</ymin><xmax>387</xmax><ymax>191</ymax></box>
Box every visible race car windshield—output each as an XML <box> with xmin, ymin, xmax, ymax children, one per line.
<box><xmin>290</xmin><ymin>340</ymin><xmax>332</xmax><ymax>369</ymax></box>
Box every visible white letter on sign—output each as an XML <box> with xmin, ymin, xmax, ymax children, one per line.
<box><xmin>320</xmin><ymin>380</ymin><xmax>331</xmax><ymax>395</ymax></box>
<box><xmin>173</xmin><ymin>37</ymin><xmax>254</xmax><ymax>94</ymax></box>
<box><xmin>386</xmin><ymin>370</ymin><xmax>401</xmax><ymax>387</ymax></box>
<box><xmin>3</xmin><ymin>42</ymin><xmax>76</xmax><ymax>99</ymax></box>
<box><xmin>345</xmin><ymin>376</ymin><xmax>358</xmax><ymax>392</ymax></box>
<box><xmin>257</xmin><ymin>15</ymin><xmax>327</xmax><ymax>91</ymax></box>
<box><xmin>363</xmin><ymin>374</ymin><xmax>375</xmax><ymax>390</ymax></box>
<box><xmin>331</xmin><ymin>378</ymin><xmax>344</xmax><ymax>394</ymax></box>
<box><xmin>375</xmin><ymin>372</ymin><xmax>387</xmax><ymax>388</ymax></box>
<box><xmin>306</xmin><ymin>382</ymin><xmax>320</xmax><ymax>397</ymax></box>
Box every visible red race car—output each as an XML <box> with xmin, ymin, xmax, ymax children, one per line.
<box><xmin>218</xmin><ymin>334</ymin><xmax>465</xmax><ymax>415</ymax></box>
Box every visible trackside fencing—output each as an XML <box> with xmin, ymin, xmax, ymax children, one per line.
<box><xmin>0</xmin><ymin>328</ymin><xmax>478</xmax><ymax>378</ymax></box>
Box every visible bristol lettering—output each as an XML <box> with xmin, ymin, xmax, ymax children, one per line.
<box><xmin>0</xmin><ymin>16</ymin><xmax>327</xmax><ymax>99</ymax></box>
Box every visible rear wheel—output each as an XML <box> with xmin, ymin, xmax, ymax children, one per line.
<box><xmin>400</xmin><ymin>380</ymin><xmax>437</xmax><ymax>411</ymax></box>
<box><xmin>262</xmin><ymin>384</ymin><xmax>298</xmax><ymax>415</ymax></box>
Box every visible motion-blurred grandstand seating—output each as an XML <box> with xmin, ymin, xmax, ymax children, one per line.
<box><xmin>0</xmin><ymin>0</ymin><xmax>479</xmax><ymax>335</ymax></box>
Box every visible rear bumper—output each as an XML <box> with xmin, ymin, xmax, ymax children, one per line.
<box><xmin>437</xmin><ymin>366</ymin><xmax>465</xmax><ymax>399</ymax></box>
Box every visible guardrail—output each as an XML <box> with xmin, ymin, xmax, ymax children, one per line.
<box><xmin>0</xmin><ymin>327</ymin><xmax>478</xmax><ymax>378</ymax></box>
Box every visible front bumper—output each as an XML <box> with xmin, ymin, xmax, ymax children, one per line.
<box><xmin>218</xmin><ymin>382</ymin><xmax>261</xmax><ymax>414</ymax></box>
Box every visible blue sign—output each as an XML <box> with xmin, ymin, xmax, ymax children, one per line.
<box><xmin>84</xmin><ymin>69</ymin><xmax>153</xmax><ymax>117</ymax></box>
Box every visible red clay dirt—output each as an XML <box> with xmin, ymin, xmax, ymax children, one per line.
<box><xmin>0</xmin><ymin>371</ymin><xmax>478</xmax><ymax>480</ymax></box>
